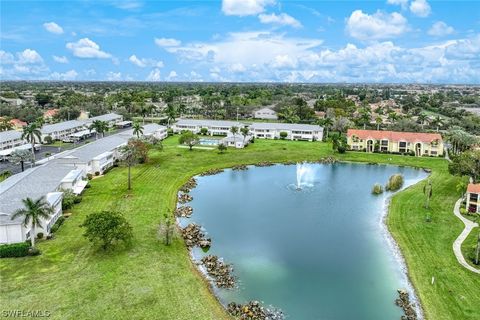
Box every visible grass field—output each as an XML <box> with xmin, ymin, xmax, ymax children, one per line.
<box><xmin>1</xmin><ymin>137</ymin><xmax>479</xmax><ymax>320</ymax></box>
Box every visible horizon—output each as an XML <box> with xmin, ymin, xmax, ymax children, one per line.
<box><xmin>1</xmin><ymin>0</ymin><xmax>479</xmax><ymax>84</ymax></box>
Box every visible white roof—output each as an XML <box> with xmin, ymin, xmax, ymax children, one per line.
<box><xmin>250</xmin><ymin>122</ymin><xmax>323</xmax><ymax>131</ymax></box>
<box><xmin>175</xmin><ymin>119</ymin><xmax>243</xmax><ymax>128</ymax></box>
<box><xmin>0</xmin><ymin>130</ymin><xmax>23</xmax><ymax>144</ymax></box>
<box><xmin>41</xmin><ymin>120</ymin><xmax>85</xmax><ymax>134</ymax></box>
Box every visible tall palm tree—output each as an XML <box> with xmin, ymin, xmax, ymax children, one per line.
<box><xmin>417</xmin><ymin>113</ymin><xmax>428</xmax><ymax>130</ymax></box>
<box><xmin>230</xmin><ymin>126</ymin><xmax>238</xmax><ymax>140</ymax></box>
<box><xmin>89</xmin><ymin>120</ymin><xmax>109</xmax><ymax>139</ymax></box>
<box><xmin>387</xmin><ymin>112</ymin><xmax>398</xmax><ymax>124</ymax></box>
<box><xmin>375</xmin><ymin>116</ymin><xmax>383</xmax><ymax>130</ymax></box>
<box><xmin>22</xmin><ymin>123</ymin><xmax>42</xmax><ymax>165</ymax></box>
<box><xmin>166</xmin><ymin>104</ymin><xmax>177</xmax><ymax>126</ymax></box>
<box><xmin>240</xmin><ymin>126</ymin><xmax>249</xmax><ymax>145</ymax></box>
<box><xmin>322</xmin><ymin>117</ymin><xmax>333</xmax><ymax>139</ymax></box>
<box><xmin>431</xmin><ymin>116</ymin><xmax>443</xmax><ymax>132</ymax></box>
<box><xmin>11</xmin><ymin>197</ymin><xmax>54</xmax><ymax>249</ymax></box>
<box><xmin>132</xmin><ymin>122</ymin><xmax>144</xmax><ymax>138</ymax></box>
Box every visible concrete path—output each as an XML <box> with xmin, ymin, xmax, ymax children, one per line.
<box><xmin>452</xmin><ymin>198</ymin><xmax>480</xmax><ymax>274</ymax></box>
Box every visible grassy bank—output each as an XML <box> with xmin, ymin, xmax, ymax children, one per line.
<box><xmin>1</xmin><ymin>137</ymin><xmax>479</xmax><ymax>319</ymax></box>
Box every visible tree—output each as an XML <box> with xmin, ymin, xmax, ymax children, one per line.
<box><xmin>0</xmin><ymin>117</ymin><xmax>13</xmax><ymax>131</ymax></box>
<box><xmin>120</xmin><ymin>139</ymin><xmax>148</xmax><ymax>190</ymax></box>
<box><xmin>331</xmin><ymin>117</ymin><xmax>351</xmax><ymax>133</ymax></box>
<box><xmin>81</xmin><ymin>211</ymin><xmax>133</xmax><ymax>250</ymax></box>
<box><xmin>218</xmin><ymin>143</ymin><xmax>227</xmax><ymax>154</ymax></box>
<box><xmin>179</xmin><ymin>131</ymin><xmax>199</xmax><ymax>151</ymax></box>
<box><xmin>22</xmin><ymin>123</ymin><xmax>41</xmax><ymax>165</ymax></box>
<box><xmin>322</xmin><ymin>117</ymin><xmax>333</xmax><ymax>139</ymax></box>
<box><xmin>200</xmin><ymin>127</ymin><xmax>209</xmax><ymax>135</ymax></box>
<box><xmin>423</xmin><ymin>179</ymin><xmax>433</xmax><ymax>209</ymax></box>
<box><xmin>387</xmin><ymin>112</ymin><xmax>398</xmax><ymax>124</ymax></box>
<box><xmin>89</xmin><ymin>120</ymin><xmax>109</xmax><ymax>139</ymax></box>
<box><xmin>279</xmin><ymin>131</ymin><xmax>288</xmax><ymax>140</ymax></box>
<box><xmin>132</xmin><ymin>122</ymin><xmax>144</xmax><ymax>138</ymax></box>
<box><xmin>166</xmin><ymin>103</ymin><xmax>177</xmax><ymax>126</ymax></box>
<box><xmin>375</xmin><ymin>116</ymin><xmax>383</xmax><ymax>130</ymax></box>
<box><xmin>230</xmin><ymin>126</ymin><xmax>238</xmax><ymax>140</ymax></box>
<box><xmin>278</xmin><ymin>106</ymin><xmax>300</xmax><ymax>123</ymax></box>
<box><xmin>163</xmin><ymin>214</ymin><xmax>173</xmax><ymax>246</ymax></box>
<box><xmin>10</xmin><ymin>149</ymin><xmax>32</xmax><ymax>172</ymax></box>
<box><xmin>417</xmin><ymin>113</ymin><xmax>428</xmax><ymax>130</ymax></box>
<box><xmin>431</xmin><ymin>116</ymin><xmax>444</xmax><ymax>132</ymax></box>
<box><xmin>448</xmin><ymin>150</ymin><xmax>480</xmax><ymax>183</ymax></box>
<box><xmin>11</xmin><ymin>197</ymin><xmax>54</xmax><ymax>249</ymax></box>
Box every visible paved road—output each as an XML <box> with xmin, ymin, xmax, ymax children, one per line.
<box><xmin>452</xmin><ymin>198</ymin><xmax>480</xmax><ymax>274</ymax></box>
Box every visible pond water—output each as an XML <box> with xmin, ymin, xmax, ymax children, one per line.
<box><xmin>179</xmin><ymin>163</ymin><xmax>427</xmax><ymax>320</ymax></box>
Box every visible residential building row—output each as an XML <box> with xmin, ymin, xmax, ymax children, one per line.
<box><xmin>0</xmin><ymin>123</ymin><xmax>168</xmax><ymax>244</ymax></box>
<box><xmin>173</xmin><ymin>119</ymin><xmax>324</xmax><ymax>142</ymax></box>
<box><xmin>347</xmin><ymin>129</ymin><xmax>444</xmax><ymax>157</ymax></box>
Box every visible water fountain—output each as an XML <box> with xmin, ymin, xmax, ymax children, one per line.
<box><xmin>296</xmin><ymin>162</ymin><xmax>317</xmax><ymax>190</ymax></box>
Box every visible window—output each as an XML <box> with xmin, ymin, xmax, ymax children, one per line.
<box><xmin>399</xmin><ymin>141</ymin><xmax>407</xmax><ymax>148</ymax></box>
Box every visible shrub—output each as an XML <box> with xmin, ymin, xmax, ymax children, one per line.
<box><xmin>81</xmin><ymin>211</ymin><xmax>133</xmax><ymax>250</ymax></box>
<box><xmin>279</xmin><ymin>131</ymin><xmax>288</xmax><ymax>140</ymax></box>
<box><xmin>87</xmin><ymin>173</ymin><xmax>93</xmax><ymax>180</ymax></box>
<box><xmin>372</xmin><ymin>183</ymin><xmax>384</xmax><ymax>195</ymax></box>
<box><xmin>0</xmin><ymin>242</ymin><xmax>30</xmax><ymax>258</ymax></box>
<box><xmin>84</xmin><ymin>183</ymin><xmax>91</xmax><ymax>189</ymax></box>
<box><xmin>200</xmin><ymin>127</ymin><xmax>209</xmax><ymax>135</ymax></box>
<box><xmin>45</xmin><ymin>152</ymin><xmax>51</xmax><ymax>157</ymax></box>
<box><xmin>62</xmin><ymin>189</ymin><xmax>77</xmax><ymax>210</ymax></box>
<box><xmin>73</xmin><ymin>196</ymin><xmax>82</xmax><ymax>204</ymax></box>
<box><xmin>44</xmin><ymin>135</ymin><xmax>53</xmax><ymax>144</ymax></box>
<box><xmin>36</xmin><ymin>232</ymin><xmax>44</xmax><ymax>239</ymax></box>
<box><xmin>337</xmin><ymin>145</ymin><xmax>346</xmax><ymax>153</ymax></box>
<box><xmin>385</xmin><ymin>174</ymin><xmax>404</xmax><ymax>191</ymax></box>
<box><xmin>94</xmin><ymin>171</ymin><xmax>100</xmax><ymax>176</ymax></box>
<box><xmin>460</xmin><ymin>208</ymin><xmax>468</xmax><ymax>215</ymax></box>
<box><xmin>50</xmin><ymin>216</ymin><xmax>65</xmax><ymax>233</ymax></box>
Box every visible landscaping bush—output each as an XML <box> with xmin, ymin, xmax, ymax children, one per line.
<box><xmin>28</xmin><ymin>247</ymin><xmax>41</xmax><ymax>256</ymax></box>
<box><xmin>337</xmin><ymin>145</ymin><xmax>346</xmax><ymax>153</ymax></box>
<box><xmin>0</xmin><ymin>242</ymin><xmax>30</xmax><ymax>258</ymax></box>
<box><xmin>84</xmin><ymin>183</ymin><xmax>91</xmax><ymax>189</ymax></box>
<box><xmin>62</xmin><ymin>189</ymin><xmax>76</xmax><ymax>210</ymax></box>
<box><xmin>460</xmin><ymin>208</ymin><xmax>468</xmax><ymax>215</ymax></box>
<box><xmin>87</xmin><ymin>173</ymin><xmax>93</xmax><ymax>180</ymax></box>
<box><xmin>44</xmin><ymin>135</ymin><xmax>53</xmax><ymax>144</ymax></box>
<box><xmin>372</xmin><ymin>183</ymin><xmax>384</xmax><ymax>195</ymax></box>
<box><xmin>50</xmin><ymin>216</ymin><xmax>65</xmax><ymax>233</ymax></box>
<box><xmin>73</xmin><ymin>196</ymin><xmax>82</xmax><ymax>204</ymax></box>
<box><xmin>95</xmin><ymin>171</ymin><xmax>100</xmax><ymax>176</ymax></box>
<box><xmin>37</xmin><ymin>232</ymin><xmax>44</xmax><ymax>239</ymax></box>
<box><xmin>279</xmin><ymin>131</ymin><xmax>288</xmax><ymax>140</ymax></box>
<box><xmin>385</xmin><ymin>174</ymin><xmax>404</xmax><ymax>191</ymax></box>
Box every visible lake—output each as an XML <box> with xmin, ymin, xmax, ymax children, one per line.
<box><xmin>179</xmin><ymin>163</ymin><xmax>427</xmax><ymax>320</ymax></box>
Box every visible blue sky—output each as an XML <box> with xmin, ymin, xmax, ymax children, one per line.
<box><xmin>1</xmin><ymin>0</ymin><xmax>479</xmax><ymax>83</ymax></box>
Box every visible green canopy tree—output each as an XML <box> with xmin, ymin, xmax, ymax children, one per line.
<box><xmin>89</xmin><ymin>120</ymin><xmax>109</xmax><ymax>139</ymax></box>
<box><xmin>10</xmin><ymin>149</ymin><xmax>32</xmax><ymax>172</ymax></box>
<box><xmin>179</xmin><ymin>131</ymin><xmax>199</xmax><ymax>151</ymax></box>
<box><xmin>81</xmin><ymin>210</ymin><xmax>133</xmax><ymax>250</ymax></box>
<box><xmin>132</xmin><ymin>122</ymin><xmax>144</xmax><ymax>138</ymax></box>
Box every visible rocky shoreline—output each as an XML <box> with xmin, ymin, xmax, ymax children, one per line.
<box><xmin>180</xmin><ymin>178</ymin><xmax>197</xmax><ymax>193</ymax></box>
<box><xmin>178</xmin><ymin>193</ymin><xmax>193</xmax><ymax>203</ymax></box>
<box><xmin>232</xmin><ymin>164</ymin><xmax>249</xmax><ymax>171</ymax></box>
<box><xmin>181</xmin><ymin>223</ymin><xmax>211</xmax><ymax>249</ymax></box>
<box><xmin>227</xmin><ymin>301</ymin><xmax>284</xmax><ymax>320</ymax></box>
<box><xmin>200</xmin><ymin>168</ymin><xmax>224</xmax><ymax>176</ymax></box>
<box><xmin>175</xmin><ymin>206</ymin><xmax>193</xmax><ymax>218</ymax></box>
<box><xmin>201</xmin><ymin>255</ymin><xmax>236</xmax><ymax>289</ymax></box>
<box><xmin>396</xmin><ymin>289</ymin><xmax>418</xmax><ymax>320</ymax></box>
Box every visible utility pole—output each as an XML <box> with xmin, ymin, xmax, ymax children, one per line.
<box><xmin>236</xmin><ymin>106</ymin><xmax>239</xmax><ymax>122</ymax></box>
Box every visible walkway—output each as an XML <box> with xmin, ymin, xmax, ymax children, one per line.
<box><xmin>452</xmin><ymin>198</ymin><xmax>480</xmax><ymax>274</ymax></box>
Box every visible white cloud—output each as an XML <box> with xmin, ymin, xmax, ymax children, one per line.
<box><xmin>154</xmin><ymin>37</ymin><xmax>181</xmax><ymax>47</ymax></box>
<box><xmin>128</xmin><ymin>54</ymin><xmax>163</xmax><ymax>68</ymax></box>
<box><xmin>229</xmin><ymin>63</ymin><xmax>246</xmax><ymax>73</ymax></box>
<box><xmin>410</xmin><ymin>0</ymin><xmax>431</xmax><ymax>17</ymax></box>
<box><xmin>222</xmin><ymin>0</ymin><xmax>275</xmax><ymax>16</ymax></box>
<box><xmin>53</xmin><ymin>55</ymin><xmax>69</xmax><ymax>64</ymax></box>
<box><xmin>166</xmin><ymin>70</ymin><xmax>178</xmax><ymax>81</ymax></box>
<box><xmin>270</xmin><ymin>54</ymin><xmax>297</xmax><ymax>69</ymax></box>
<box><xmin>187</xmin><ymin>71</ymin><xmax>203</xmax><ymax>82</ymax></box>
<box><xmin>428</xmin><ymin>21</ymin><xmax>454</xmax><ymax>37</ymax></box>
<box><xmin>106</xmin><ymin>71</ymin><xmax>122</xmax><ymax>81</ymax></box>
<box><xmin>43</xmin><ymin>22</ymin><xmax>64</xmax><ymax>34</ymax></box>
<box><xmin>387</xmin><ymin>0</ymin><xmax>408</xmax><ymax>9</ymax></box>
<box><xmin>85</xmin><ymin>69</ymin><xmax>96</xmax><ymax>76</ymax></box>
<box><xmin>50</xmin><ymin>69</ymin><xmax>78</xmax><ymax>80</ymax></box>
<box><xmin>111</xmin><ymin>0</ymin><xmax>143</xmax><ymax>10</ymax></box>
<box><xmin>66</xmin><ymin>38</ymin><xmax>112</xmax><ymax>59</ymax></box>
<box><xmin>258</xmin><ymin>13</ymin><xmax>302</xmax><ymax>28</ymax></box>
<box><xmin>346</xmin><ymin>10</ymin><xmax>409</xmax><ymax>41</ymax></box>
<box><xmin>0</xmin><ymin>51</ymin><xmax>15</xmax><ymax>64</ymax></box>
<box><xmin>146</xmin><ymin>68</ymin><xmax>161</xmax><ymax>81</ymax></box>
<box><xmin>17</xmin><ymin>49</ymin><xmax>43</xmax><ymax>64</ymax></box>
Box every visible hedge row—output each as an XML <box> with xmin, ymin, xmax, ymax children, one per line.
<box><xmin>0</xmin><ymin>242</ymin><xmax>30</xmax><ymax>258</ymax></box>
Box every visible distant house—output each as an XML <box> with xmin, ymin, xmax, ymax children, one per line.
<box><xmin>347</xmin><ymin>129</ymin><xmax>444</xmax><ymax>157</ymax></box>
<box><xmin>253</xmin><ymin>107</ymin><xmax>278</xmax><ymax>120</ymax></box>
<box><xmin>173</xmin><ymin>119</ymin><xmax>243</xmax><ymax>136</ymax></box>
<box><xmin>82</xmin><ymin>113</ymin><xmax>123</xmax><ymax>127</ymax></box>
<box><xmin>221</xmin><ymin>134</ymin><xmax>252</xmax><ymax>149</ymax></box>
<box><xmin>0</xmin><ymin>130</ymin><xmax>25</xmax><ymax>151</ymax></box>
<box><xmin>43</xmin><ymin>109</ymin><xmax>59</xmax><ymax>123</ymax></box>
<box><xmin>466</xmin><ymin>183</ymin><xmax>479</xmax><ymax>213</ymax></box>
<box><xmin>0</xmin><ymin>97</ymin><xmax>24</xmax><ymax>106</ymax></box>
<box><xmin>249</xmin><ymin>123</ymin><xmax>323</xmax><ymax>142</ymax></box>
<box><xmin>9</xmin><ymin>119</ymin><xmax>27</xmax><ymax>130</ymax></box>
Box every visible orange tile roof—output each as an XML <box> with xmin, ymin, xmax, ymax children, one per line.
<box><xmin>9</xmin><ymin>119</ymin><xmax>27</xmax><ymax>126</ymax></box>
<box><xmin>43</xmin><ymin>109</ymin><xmax>59</xmax><ymax>117</ymax></box>
<box><xmin>347</xmin><ymin>129</ymin><xmax>442</xmax><ymax>143</ymax></box>
<box><xmin>467</xmin><ymin>183</ymin><xmax>480</xmax><ymax>194</ymax></box>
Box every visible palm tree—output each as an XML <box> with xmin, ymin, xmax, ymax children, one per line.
<box><xmin>230</xmin><ymin>126</ymin><xmax>238</xmax><ymax>140</ymax></box>
<box><xmin>120</xmin><ymin>141</ymin><xmax>142</xmax><ymax>190</ymax></box>
<box><xmin>387</xmin><ymin>112</ymin><xmax>398</xmax><ymax>124</ymax></box>
<box><xmin>375</xmin><ymin>116</ymin><xmax>383</xmax><ymax>130</ymax></box>
<box><xmin>431</xmin><ymin>116</ymin><xmax>443</xmax><ymax>132</ymax></box>
<box><xmin>89</xmin><ymin>120</ymin><xmax>109</xmax><ymax>139</ymax></box>
<box><xmin>11</xmin><ymin>197</ymin><xmax>54</xmax><ymax>249</ymax></box>
<box><xmin>22</xmin><ymin>123</ymin><xmax>42</xmax><ymax>165</ymax></box>
<box><xmin>322</xmin><ymin>117</ymin><xmax>333</xmax><ymax>139</ymax></box>
<box><xmin>166</xmin><ymin>104</ymin><xmax>177</xmax><ymax>126</ymax></box>
<box><xmin>132</xmin><ymin>122</ymin><xmax>144</xmax><ymax>138</ymax></box>
<box><xmin>279</xmin><ymin>107</ymin><xmax>300</xmax><ymax>124</ymax></box>
<box><xmin>240</xmin><ymin>126</ymin><xmax>249</xmax><ymax>144</ymax></box>
<box><xmin>417</xmin><ymin>113</ymin><xmax>428</xmax><ymax>130</ymax></box>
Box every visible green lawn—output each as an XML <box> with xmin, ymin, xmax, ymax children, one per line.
<box><xmin>462</xmin><ymin>226</ymin><xmax>480</xmax><ymax>269</ymax></box>
<box><xmin>1</xmin><ymin>138</ymin><xmax>479</xmax><ymax>320</ymax></box>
